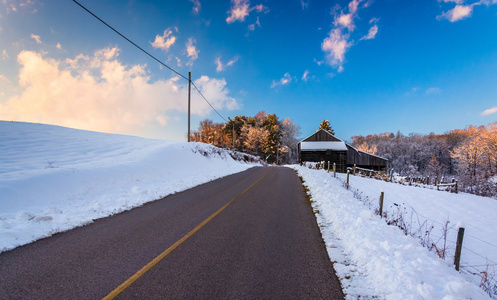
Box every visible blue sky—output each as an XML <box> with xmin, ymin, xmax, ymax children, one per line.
<box><xmin>0</xmin><ymin>0</ymin><xmax>496</xmax><ymax>142</ymax></box>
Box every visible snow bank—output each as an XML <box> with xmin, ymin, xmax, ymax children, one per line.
<box><xmin>291</xmin><ymin>165</ymin><xmax>490</xmax><ymax>300</ymax></box>
<box><xmin>0</xmin><ymin>121</ymin><xmax>258</xmax><ymax>252</ymax></box>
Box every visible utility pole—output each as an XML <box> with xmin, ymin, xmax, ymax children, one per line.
<box><xmin>188</xmin><ymin>71</ymin><xmax>191</xmax><ymax>142</ymax></box>
<box><xmin>276</xmin><ymin>145</ymin><xmax>279</xmax><ymax>165</ymax></box>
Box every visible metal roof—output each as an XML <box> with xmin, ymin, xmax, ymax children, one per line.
<box><xmin>300</xmin><ymin>141</ymin><xmax>348</xmax><ymax>151</ymax></box>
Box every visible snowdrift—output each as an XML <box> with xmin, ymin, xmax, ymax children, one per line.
<box><xmin>292</xmin><ymin>165</ymin><xmax>494</xmax><ymax>299</ymax></box>
<box><xmin>0</xmin><ymin>121</ymin><xmax>259</xmax><ymax>252</ymax></box>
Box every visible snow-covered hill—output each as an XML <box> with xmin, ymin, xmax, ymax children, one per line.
<box><xmin>0</xmin><ymin>121</ymin><xmax>259</xmax><ymax>252</ymax></box>
<box><xmin>292</xmin><ymin>165</ymin><xmax>496</xmax><ymax>299</ymax></box>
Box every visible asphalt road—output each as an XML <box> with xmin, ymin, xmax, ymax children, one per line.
<box><xmin>0</xmin><ymin>166</ymin><xmax>344</xmax><ymax>299</ymax></box>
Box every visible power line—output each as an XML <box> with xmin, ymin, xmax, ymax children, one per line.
<box><xmin>72</xmin><ymin>0</ymin><xmax>188</xmax><ymax>81</ymax></box>
<box><xmin>72</xmin><ymin>0</ymin><xmax>229</xmax><ymax>124</ymax></box>
<box><xmin>192</xmin><ymin>82</ymin><xmax>228</xmax><ymax>123</ymax></box>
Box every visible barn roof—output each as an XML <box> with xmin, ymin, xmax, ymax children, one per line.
<box><xmin>299</xmin><ymin>129</ymin><xmax>343</xmax><ymax>143</ymax></box>
<box><xmin>345</xmin><ymin>144</ymin><xmax>389</xmax><ymax>161</ymax></box>
<box><xmin>300</xmin><ymin>141</ymin><xmax>348</xmax><ymax>151</ymax></box>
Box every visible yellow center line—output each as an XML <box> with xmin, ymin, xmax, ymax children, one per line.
<box><xmin>102</xmin><ymin>168</ymin><xmax>272</xmax><ymax>300</ymax></box>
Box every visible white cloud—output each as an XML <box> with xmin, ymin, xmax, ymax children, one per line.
<box><xmin>193</xmin><ymin>76</ymin><xmax>239</xmax><ymax>111</ymax></box>
<box><xmin>189</xmin><ymin>0</ymin><xmax>201</xmax><ymax>14</ymax></box>
<box><xmin>151</xmin><ymin>28</ymin><xmax>177</xmax><ymax>51</ymax></box>
<box><xmin>30</xmin><ymin>33</ymin><xmax>41</xmax><ymax>44</ymax></box>
<box><xmin>426</xmin><ymin>87</ymin><xmax>441</xmax><ymax>94</ymax></box>
<box><xmin>226</xmin><ymin>0</ymin><xmax>251</xmax><ymax>23</ymax></box>
<box><xmin>322</xmin><ymin>28</ymin><xmax>351</xmax><ymax>68</ymax></box>
<box><xmin>175</xmin><ymin>56</ymin><xmax>182</xmax><ymax>67</ymax></box>
<box><xmin>482</xmin><ymin>106</ymin><xmax>497</xmax><ymax>116</ymax></box>
<box><xmin>226</xmin><ymin>0</ymin><xmax>268</xmax><ymax>25</ymax></box>
<box><xmin>404</xmin><ymin>87</ymin><xmax>419</xmax><ymax>96</ymax></box>
<box><xmin>271</xmin><ymin>72</ymin><xmax>294</xmax><ymax>88</ymax></box>
<box><xmin>437</xmin><ymin>0</ymin><xmax>497</xmax><ymax>22</ymax></box>
<box><xmin>2</xmin><ymin>50</ymin><xmax>8</xmax><ymax>60</ymax></box>
<box><xmin>248</xmin><ymin>16</ymin><xmax>260</xmax><ymax>31</ymax></box>
<box><xmin>360</xmin><ymin>18</ymin><xmax>379</xmax><ymax>40</ymax></box>
<box><xmin>302</xmin><ymin>70</ymin><xmax>310</xmax><ymax>81</ymax></box>
<box><xmin>215</xmin><ymin>56</ymin><xmax>239</xmax><ymax>72</ymax></box>
<box><xmin>56</xmin><ymin>42</ymin><xmax>62</xmax><ymax>50</ymax></box>
<box><xmin>440</xmin><ymin>0</ymin><xmax>465</xmax><ymax>3</ymax></box>
<box><xmin>335</xmin><ymin>13</ymin><xmax>355</xmax><ymax>31</ymax></box>
<box><xmin>360</xmin><ymin>24</ymin><xmax>378</xmax><ymax>40</ymax></box>
<box><xmin>2</xmin><ymin>0</ymin><xmax>35</xmax><ymax>13</ymax></box>
<box><xmin>321</xmin><ymin>0</ymin><xmax>377</xmax><ymax>72</ymax></box>
<box><xmin>437</xmin><ymin>4</ymin><xmax>474</xmax><ymax>22</ymax></box>
<box><xmin>0</xmin><ymin>48</ymin><xmax>238</xmax><ymax>136</ymax></box>
<box><xmin>348</xmin><ymin>0</ymin><xmax>362</xmax><ymax>14</ymax></box>
<box><xmin>252</xmin><ymin>4</ymin><xmax>266</xmax><ymax>12</ymax></box>
<box><xmin>215</xmin><ymin>57</ymin><xmax>223</xmax><ymax>72</ymax></box>
<box><xmin>301</xmin><ymin>0</ymin><xmax>309</xmax><ymax>10</ymax></box>
<box><xmin>314</xmin><ymin>58</ymin><xmax>324</xmax><ymax>66</ymax></box>
<box><xmin>185</xmin><ymin>38</ymin><xmax>199</xmax><ymax>66</ymax></box>
<box><xmin>0</xmin><ymin>74</ymin><xmax>9</xmax><ymax>83</ymax></box>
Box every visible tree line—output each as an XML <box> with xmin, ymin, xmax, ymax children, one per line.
<box><xmin>351</xmin><ymin>122</ymin><xmax>497</xmax><ymax>197</ymax></box>
<box><xmin>190</xmin><ymin>111</ymin><xmax>301</xmax><ymax>164</ymax></box>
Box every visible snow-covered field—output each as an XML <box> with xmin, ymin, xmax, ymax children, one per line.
<box><xmin>0</xmin><ymin>121</ymin><xmax>258</xmax><ymax>252</ymax></box>
<box><xmin>291</xmin><ymin>165</ymin><xmax>496</xmax><ymax>299</ymax></box>
<box><xmin>3</xmin><ymin>121</ymin><xmax>496</xmax><ymax>299</ymax></box>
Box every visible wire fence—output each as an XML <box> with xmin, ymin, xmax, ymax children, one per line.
<box><xmin>301</xmin><ymin>163</ymin><xmax>497</xmax><ymax>298</ymax></box>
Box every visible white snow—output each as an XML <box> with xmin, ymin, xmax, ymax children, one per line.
<box><xmin>300</xmin><ymin>141</ymin><xmax>348</xmax><ymax>151</ymax></box>
<box><xmin>291</xmin><ymin>165</ymin><xmax>494</xmax><ymax>300</ymax></box>
<box><xmin>0</xmin><ymin>121</ymin><xmax>258</xmax><ymax>252</ymax></box>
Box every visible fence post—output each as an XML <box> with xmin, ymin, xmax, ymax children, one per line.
<box><xmin>333</xmin><ymin>163</ymin><xmax>336</xmax><ymax>178</ymax></box>
<box><xmin>427</xmin><ymin>176</ymin><xmax>430</xmax><ymax>185</ymax></box>
<box><xmin>353</xmin><ymin>164</ymin><xmax>356</xmax><ymax>175</ymax></box>
<box><xmin>328</xmin><ymin>161</ymin><xmax>330</xmax><ymax>172</ymax></box>
<box><xmin>346</xmin><ymin>170</ymin><xmax>350</xmax><ymax>189</ymax></box>
<box><xmin>379</xmin><ymin>191</ymin><xmax>384</xmax><ymax>218</ymax></box>
<box><xmin>455</xmin><ymin>180</ymin><xmax>458</xmax><ymax>194</ymax></box>
<box><xmin>454</xmin><ymin>227</ymin><xmax>465</xmax><ymax>271</ymax></box>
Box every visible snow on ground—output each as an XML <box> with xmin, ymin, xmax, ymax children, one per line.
<box><xmin>291</xmin><ymin>165</ymin><xmax>493</xmax><ymax>300</ymax></box>
<box><xmin>0</xmin><ymin>121</ymin><xmax>259</xmax><ymax>253</ymax></box>
<box><xmin>335</xmin><ymin>171</ymin><xmax>497</xmax><ymax>272</ymax></box>
<box><xmin>2</xmin><ymin>120</ymin><xmax>495</xmax><ymax>299</ymax></box>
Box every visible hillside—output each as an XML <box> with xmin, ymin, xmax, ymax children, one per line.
<box><xmin>0</xmin><ymin>121</ymin><xmax>259</xmax><ymax>252</ymax></box>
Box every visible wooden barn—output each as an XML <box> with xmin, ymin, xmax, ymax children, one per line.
<box><xmin>298</xmin><ymin>129</ymin><xmax>388</xmax><ymax>173</ymax></box>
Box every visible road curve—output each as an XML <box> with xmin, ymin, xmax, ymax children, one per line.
<box><xmin>0</xmin><ymin>166</ymin><xmax>344</xmax><ymax>299</ymax></box>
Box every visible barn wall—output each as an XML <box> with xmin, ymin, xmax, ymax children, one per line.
<box><xmin>300</xmin><ymin>150</ymin><xmax>347</xmax><ymax>172</ymax></box>
<box><xmin>346</xmin><ymin>145</ymin><xmax>387</xmax><ymax>171</ymax></box>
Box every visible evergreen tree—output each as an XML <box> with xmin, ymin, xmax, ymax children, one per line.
<box><xmin>318</xmin><ymin>120</ymin><xmax>335</xmax><ymax>135</ymax></box>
